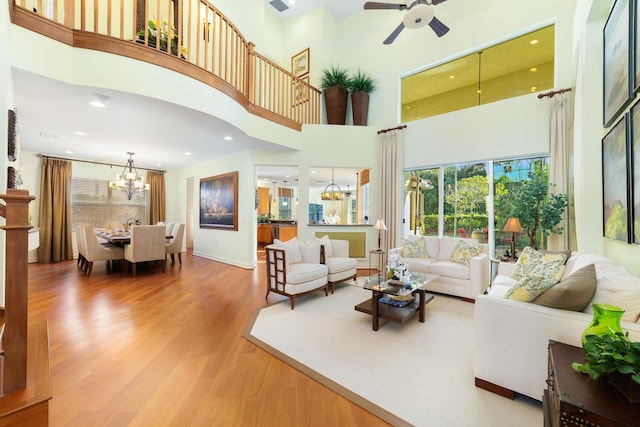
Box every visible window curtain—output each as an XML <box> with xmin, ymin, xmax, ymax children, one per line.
<box><xmin>147</xmin><ymin>171</ymin><xmax>166</xmax><ymax>225</ymax></box>
<box><xmin>379</xmin><ymin>129</ymin><xmax>405</xmax><ymax>253</ymax></box>
<box><xmin>38</xmin><ymin>158</ymin><xmax>73</xmax><ymax>263</ymax></box>
<box><xmin>546</xmin><ymin>92</ymin><xmax>576</xmax><ymax>251</ymax></box>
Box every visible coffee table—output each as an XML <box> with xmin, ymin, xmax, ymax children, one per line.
<box><xmin>350</xmin><ymin>272</ymin><xmax>438</xmax><ymax>331</ymax></box>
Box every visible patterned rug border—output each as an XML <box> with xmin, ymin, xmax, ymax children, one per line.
<box><xmin>242</xmin><ymin>304</ymin><xmax>411</xmax><ymax>427</ymax></box>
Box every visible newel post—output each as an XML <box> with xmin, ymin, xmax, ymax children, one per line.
<box><xmin>1</xmin><ymin>189</ymin><xmax>35</xmax><ymax>394</ymax></box>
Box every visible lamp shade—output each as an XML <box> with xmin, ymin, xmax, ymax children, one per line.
<box><xmin>374</xmin><ymin>218</ymin><xmax>387</xmax><ymax>231</ymax></box>
<box><xmin>503</xmin><ymin>217</ymin><xmax>523</xmax><ymax>233</ymax></box>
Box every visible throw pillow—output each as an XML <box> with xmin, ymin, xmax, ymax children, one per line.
<box><xmin>540</xmin><ymin>250</ymin><xmax>572</xmax><ymax>265</ymax></box>
<box><xmin>504</xmin><ymin>275</ymin><xmax>562</xmax><ymax>302</ymax></box>
<box><xmin>512</xmin><ymin>246</ymin><xmax>567</xmax><ymax>281</ymax></box>
<box><xmin>315</xmin><ymin>234</ymin><xmax>333</xmax><ymax>258</ymax></box>
<box><xmin>402</xmin><ymin>237</ymin><xmax>429</xmax><ymax>258</ymax></box>
<box><xmin>274</xmin><ymin>237</ymin><xmax>302</xmax><ymax>264</ymax></box>
<box><xmin>532</xmin><ymin>264</ymin><xmax>596</xmax><ymax>311</ymax></box>
<box><xmin>450</xmin><ymin>239</ymin><xmax>480</xmax><ymax>267</ymax></box>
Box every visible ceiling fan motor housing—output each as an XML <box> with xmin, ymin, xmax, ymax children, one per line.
<box><xmin>403</xmin><ymin>4</ymin><xmax>435</xmax><ymax>29</ymax></box>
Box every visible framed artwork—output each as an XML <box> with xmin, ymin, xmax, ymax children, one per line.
<box><xmin>199</xmin><ymin>171</ymin><xmax>238</xmax><ymax>230</ymax></box>
<box><xmin>632</xmin><ymin>102</ymin><xmax>640</xmax><ymax>243</ymax></box>
<box><xmin>602</xmin><ymin>114</ymin><xmax>630</xmax><ymax>242</ymax></box>
<box><xmin>292</xmin><ymin>75</ymin><xmax>309</xmax><ymax>106</ymax></box>
<box><xmin>291</xmin><ymin>48</ymin><xmax>310</xmax><ymax>77</ymax></box>
<box><xmin>604</xmin><ymin>0</ymin><xmax>632</xmax><ymax>127</ymax></box>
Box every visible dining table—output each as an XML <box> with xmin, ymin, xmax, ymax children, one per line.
<box><xmin>94</xmin><ymin>229</ymin><xmax>173</xmax><ymax>245</ymax></box>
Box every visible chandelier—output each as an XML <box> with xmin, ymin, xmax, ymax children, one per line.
<box><xmin>108</xmin><ymin>152</ymin><xmax>149</xmax><ymax>200</ymax></box>
<box><xmin>321</xmin><ymin>168</ymin><xmax>344</xmax><ymax>200</ymax></box>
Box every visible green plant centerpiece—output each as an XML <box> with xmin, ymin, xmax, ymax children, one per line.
<box><xmin>320</xmin><ymin>64</ymin><xmax>350</xmax><ymax>125</ymax></box>
<box><xmin>347</xmin><ymin>69</ymin><xmax>377</xmax><ymax>126</ymax></box>
<box><xmin>137</xmin><ymin>19</ymin><xmax>187</xmax><ymax>58</ymax></box>
<box><xmin>572</xmin><ymin>332</ymin><xmax>640</xmax><ymax>387</ymax></box>
<box><xmin>507</xmin><ymin>165</ymin><xmax>567</xmax><ymax>249</ymax></box>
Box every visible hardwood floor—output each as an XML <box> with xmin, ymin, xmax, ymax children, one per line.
<box><xmin>27</xmin><ymin>252</ymin><xmax>389</xmax><ymax>426</ymax></box>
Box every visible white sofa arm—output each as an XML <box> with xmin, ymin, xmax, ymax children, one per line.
<box><xmin>473</xmin><ymin>294</ymin><xmax>640</xmax><ymax>400</ymax></box>
<box><xmin>497</xmin><ymin>261</ymin><xmax>517</xmax><ymax>277</ymax></box>
<box><xmin>390</xmin><ymin>247</ymin><xmax>402</xmax><ymax>257</ymax></box>
<box><xmin>468</xmin><ymin>253</ymin><xmax>490</xmax><ymax>297</ymax></box>
<box><xmin>330</xmin><ymin>239</ymin><xmax>350</xmax><ymax>258</ymax></box>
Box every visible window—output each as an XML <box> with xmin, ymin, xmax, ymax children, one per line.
<box><xmin>403</xmin><ymin>155</ymin><xmax>549</xmax><ymax>257</ymax></box>
<box><xmin>71</xmin><ymin>177</ymin><xmax>147</xmax><ymax>230</ymax></box>
<box><xmin>401</xmin><ymin>25</ymin><xmax>554</xmax><ymax>121</ymax></box>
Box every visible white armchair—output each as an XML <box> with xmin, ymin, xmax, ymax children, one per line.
<box><xmin>265</xmin><ymin>237</ymin><xmax>329</xmax><ymax>309</ymax></box>
<box><xmin>316</xmin><ymin>236</ymin><xmax>357</xmax><ymax>293</ymax></box>
<box><xmin>124</xmin><ymin>225</ymin><xmax>166</xmax><ymax>277</ymax></box>
<box><xmin>165</xmin><ymin>223</ymin><xmax>185</xmax><ymax>264</ymax></box>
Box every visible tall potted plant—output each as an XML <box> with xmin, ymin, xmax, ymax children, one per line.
<box><xmin>320</xmin><ymin>65</ymin><xmax>349</xmax><ymax>125</ymax></box>
<box><xmin>348</xmin><ymin>69</ymin><xmax>377</xmax><ymax>126</ymax></box>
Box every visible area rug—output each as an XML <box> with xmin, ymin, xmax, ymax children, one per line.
<box><xmin>244</xmin><ymin>285</ymin><xmax>543</xmax><ymax>427</ymax></box>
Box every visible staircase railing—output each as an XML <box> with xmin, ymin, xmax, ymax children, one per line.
<box><xmin>9</xmin><ymin>0</ymin><xmax>321</xmax><ymax>130</ymax></box>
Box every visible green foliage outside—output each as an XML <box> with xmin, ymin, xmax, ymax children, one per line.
<box><xmin>422</xmin><ymin>214</ymin><xmax>489</xmax><ymax>233</ymax></box>
<box><xmin>572</xmin><ymin>333</ymin><xmax>640</xmax><ymax>386</ymax></box>
<box><xmin>507</xmin><ymin>165</ymin><xmax>567</xmax><ymax>249</ymax></box>
<box><xmin>445</xmin><ymin>175</ymin><xmax>488</xmax><ymax>231</ymax></box>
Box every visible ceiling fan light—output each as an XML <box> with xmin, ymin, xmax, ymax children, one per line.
<box><xmin>403</xmin><ymin>4</ymin><xmax>434</xmax><ymax>29</ymax></box>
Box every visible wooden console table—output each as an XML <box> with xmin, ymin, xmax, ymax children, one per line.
<box><xmin>544</xmin><ymin>340</ymin><xmax>640</xmax><ymax>427</ymax></box>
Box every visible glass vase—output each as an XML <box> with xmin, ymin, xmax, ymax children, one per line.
<box><xmin>581</xmin><ymin>303</ymin><xmax>625</xmax><ymax>346</ymax></box>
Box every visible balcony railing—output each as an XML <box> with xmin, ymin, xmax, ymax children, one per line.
<box><xmin>9</xmin><ymin>0</ymin><xmax>321</xmax><ymax>130</ymax></box>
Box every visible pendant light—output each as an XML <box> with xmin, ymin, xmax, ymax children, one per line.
<box><xmin>321</xmin><ymin>168</ymin><xmax>344</xmax><ymax>200</ymax></box>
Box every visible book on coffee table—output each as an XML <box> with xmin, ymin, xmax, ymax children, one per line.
<box><xmin>379</xmin><ymin>295</ymin><xmax>415</xmax><ymax>308</ymax></box>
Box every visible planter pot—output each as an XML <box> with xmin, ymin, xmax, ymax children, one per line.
<box><xmin>324</xmin><ymin>85</ymin><xmax>348</xmax><ymax>125</ymax></box>
<box><xmin>351</xmin><ymin>90</ymin><xmax>370</xmax><ymax>126</ymax></box>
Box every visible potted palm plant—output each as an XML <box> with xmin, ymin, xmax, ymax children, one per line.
<box><xmin>320</xmin><ymin>65</ymin><xmax>349</xmax><ymax>125</ymax></box>
<box><xmin>347</xmin><ymin>69</ymin><xmax>377</xmax><ymax>126</ymax></box>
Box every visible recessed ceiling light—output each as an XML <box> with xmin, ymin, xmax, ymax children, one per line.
<box><xmin>223</xmin><ymin>136</ymin><xmax>233</xmax><ymax>141</ymax></box>
<box><xmin>184</xmin><ymin>152</ymin><xmax>192</xmax><ymax>156</ymax></box>
<box><xmin>65</xmin><ymin>150</ymin><xmax>74</xmax><ymax>154</ymax></box>
<box><xmin>529</xmin><ymin>67</ymin><xmax>538</xmax><ymax>73</ymax></box>
<box><xmin>311</xmin><ymin>171</ymin><xmax>317</xmax><ymax>174</ymax></box>
<box><xmin>89</xmin><ymin>94</ymin><xmax>110</xmax><ymax>108</ymax></box>
<box><xmin>530</xmin><ymin>39</ymin><xmax>539</xmax><ymax>45</ymax></box>
<box><xmin>530</xmin><ymin>86</ymin><xmax>537</xmax><ymax>92</ymax></box>
<box><xmin>288</xmin><ymin>0</ymin><xmax>295</xmax><ymax>4</ymax></box>
<box><xmin>74</xmin><ymin>131</ymin><xmax>87</xmax><ymax>136</ymax></box>
<box><xmin>449</xmin><ymin>75</ymin><xmax>454</xmax><ymax>79</ymax></box>
<box><xmin>156</xmin><ymin>163</ymin><xmax>162</xmax><ymax>167</ymax></box>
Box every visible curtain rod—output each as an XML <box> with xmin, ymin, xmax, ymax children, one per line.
<box><xmin>36</xmin><ymin>154</ymin><xmax>166</xmax><ymax>173</ymax></box>
<box><xmin>377</xmin><ymin>124</ymin><xmax>407</xmax><ymax>134</ymax></box>
<box><xmin>537</xmin><ymin>88</ymin><xmax>571</xmax><ymax>99</ymax></box>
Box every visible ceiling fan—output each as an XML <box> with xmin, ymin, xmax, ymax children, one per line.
<box><xmin>364</xmin><ymin>0</ymin><xmax>450</xmax><ymax>45</ymax></box>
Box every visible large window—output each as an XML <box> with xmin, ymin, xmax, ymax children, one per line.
<box><xmin>401</xmin><ymin>25</ymin><xmax>554</xmax><ymax>121</ymax></box>
<box><xmin>403</xmin><ymin>155</ymin><xmax>549</xmax><ymax>257</ymax></box>
<box><xmin>71</xmin><ymin>177</ymin><xmax>147</xmax><ymax>230</ymax></box>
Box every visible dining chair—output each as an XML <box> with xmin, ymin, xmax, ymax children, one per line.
<box><xmin>124</xmin><ymin>225</ymin><xmax>166</xmax><ymax>277</ymax></box>
<box><xmin>81</xmin><ymin>224</ymin><xmax>125</xmax><ymax>277</ymax></box>
<box><xmin>165</xmin><ymin>223</ymin><xmax>185</xmax><ymax>265</ymax></box>
<box><xmin>76</xmin><ymin>222</ymin><xmax>87</xmax><ymax>273</ymax></box>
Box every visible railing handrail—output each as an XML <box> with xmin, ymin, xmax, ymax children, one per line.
<box><xmin>9</xmin><ymin>0</ymin><xmax>321</xmax><ymax>130</ymax></box>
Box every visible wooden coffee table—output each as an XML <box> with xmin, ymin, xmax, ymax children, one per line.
<box><xmin>351</xmin><ymin>273</ymin><xmax>438</xmax><ymax>331</ymax></box>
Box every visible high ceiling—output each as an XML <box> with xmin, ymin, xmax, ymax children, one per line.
<box><xmin>13</xmin><ymin>1</ymin><xmax>367</xmax><ymax>172</ymax></box>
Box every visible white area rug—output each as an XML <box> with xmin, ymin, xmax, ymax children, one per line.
<box><xmin>245</xmin><ymin>285</ymin><xmax>542</xmax><ymax>427</ymax></box>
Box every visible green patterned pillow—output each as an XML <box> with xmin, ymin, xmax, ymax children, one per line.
<box><xmin>450</xmin><ymin>239</ymin><xmax>480</xmax><ymax>267</ymax></box>
<box><xmin>512</xmin><ymin>246</ymin><xmax>567</xmax><ymax>281</ymax></box>
<box><xmin>402</xmin><ymin>238</ymin><xmax>428</xmax><ymax>258</ymax></box>
<box><xmin>504</xmin><ymin>275</ymin><xmax>562</xmax><ymax>302</ymax></box>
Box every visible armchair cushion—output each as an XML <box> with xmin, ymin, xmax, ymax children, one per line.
<box><xmin>315</xmin><ymin>234</ymin><xmax>333</xmax><ymax>257</ymax></box>
<box><xmin>274</xmin><ymin>237</ymin><xmax>302</xmax><ymax>271</ymax></box>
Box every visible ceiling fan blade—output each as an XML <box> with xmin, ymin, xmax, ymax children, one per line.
<box><xmin>364</xmin><ymin>2</ymin><xmax>408</xmax><ymax>10</ymax></box>
<box><xmin>384</xmin><ymin>22</ymin><xmax>406</xmax><ymax>44</ymax></box>
<box><xmin>428</xmin><ymin>16</ymin><xmax>449</xmax><ymax>37</ymax></box>
<box><xmin>431</xmin><ymin>0</ymin><xmax>448</xmax><ymax>5</ymax></box>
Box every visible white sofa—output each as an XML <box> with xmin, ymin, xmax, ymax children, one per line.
<box><xmin>474</xmin><ymin>252</ymin><xmax>640</xmax><ymax>401</ymax></box>
<box><xmin>390</xmin><ymin>235</ymin><xmax>490</xmax><ymax>301</ymax></box>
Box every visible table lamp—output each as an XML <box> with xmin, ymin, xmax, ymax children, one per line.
<box><xmin>502</xmin><ymin>217</ymin><xmax>523</xmax><ymax>261</ymax></box>
<box><xmin>374</xmin><ymin>218</ymin><xmax>387</xmax><ymax>250</ymax></box>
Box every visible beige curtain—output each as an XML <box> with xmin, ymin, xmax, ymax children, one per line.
<box><xmin>147</xmin><ymin>171</ymin><xmax>166</xmax><ymax>225</ymax></box>
<box><xmin>546</xmin><ymin>92</ymin><xmax>576</xmax><ymax>251</ymax></box>
<box><xmin>38</xmin><ymin>158</ymin><xmax>73</xmax><ymax>263</ymax></box>
<box><xmin>379</xmin><ymin>129</ymin><xmax>405</xmax><ymax>253</ymax></box>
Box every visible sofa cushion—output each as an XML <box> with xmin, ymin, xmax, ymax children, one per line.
<box><xmin>429</xmin><ymin>260</ymin><xmax>470</xmax><ymax>280</ymax></box>
<box><xmin>450</xmin><ymin>239</ymin><xmax>480</xmax><ymax>267</ymax></box>
<box><xmin>585</xmin><ymin>272</ymin><xmax>640</xmax><ymax>323</ymax></box>
<box><xmin>403</xmin><ymin>257</ymin><xmax>437</xmax><ymax>273</ymax></box>
<box><xmin>325</xmin><ymin>256</ymin><xmax>357</xmax><ymax>274</ymax></box>
<box><xmin>402</xmin><ymin>237</ymin><xmax>428</xmax><ymax>258</ymax></box>
<box><xmin>439</xmin><ymin>237</ymin><xmax>478</xmax><ymax>261</ymax></box>
<box><xmin>512</xmin><ymin>246</ymin><xmax>567</xmax><ymax>281</ymax></box>
<box><xmin>299</xmin><ymin>240</ymin><xmax>321</xmax><ymax>264</ymax></box>
<box><xmin>274</xmin><ymin>237</ymin><xmax>302</xmax><ymax>264</ymax></box>
<box><xmin>505</xmin><ymin>275</ymin><xmax>562</xmax><ymax>302</ymax></box>
<box><xmin>532</xmin><ymin>263</ymin><xmax>596</xmax><ymax>311</ymax></box>
<box><xmin>315</xmin><ymin>234</ymin><xmax>333</xmax><ymax>258</ymax></box>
